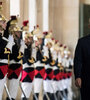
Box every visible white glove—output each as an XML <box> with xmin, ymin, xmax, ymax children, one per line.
<box><xmin>2</xmin><ymin>37</ymin><xmax>9</xmax><ymax>42</ymax></box>
<box><xmin>52</xmin><ymin>50</ymin><xmax>57</xmax><ymax>61</ymax></box>
<box><xmin>8</xmin><ymin>35</ymin><xmax>14</xmax><ymax>43</ymax></box>
<box><xmin>31</xmin><ymin>48</ymin><xmax>37</xmax><ymax>60</ymax></box>
<box><xmin>20</xmin><ymin>40</ymin><xmax>26</xmax><ymax>54</ymax></box>
<box><xmin>43</xmin><ymin>46</ymin><xmax>49</xmax><ymax>58</ymax></box>
<box><xmin>58</xmin><ymin>52</ymin><xmax>62</xmax><ymax>63</ymax></box>
<box><xmin>20</xmin><ymin>40</ymin><xmax>24</xmax><ymax>45</ymax></box>
<box><xmin>6</xmin><ymin>35</ymin><xmax>15</xmax><ymax>52</ymax></box>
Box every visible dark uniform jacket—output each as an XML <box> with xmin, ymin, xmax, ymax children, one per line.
<box><xmin>8</xmin><ymin>42</ymin><xmax>23</xmax><ymax>79</ymax></box>
<box><xmin>10</xmin><ymin>43</ymin><xmax>22</xmax><ymax>62</ymax></box>
<box><xmin>0</xmin><ymin>35</ymin><xmax>8</xmax><ymax>65</ymax></box>
<box><xmin>23</xmin><ymin>44</ymin><xmax>33</xmax><ymax>65</ymax></box>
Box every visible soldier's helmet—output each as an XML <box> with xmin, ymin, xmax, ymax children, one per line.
<box><xmin>11</xmin><ymin>25</ymin><xmax>22</xmax><ymax>39</ymax></box>
<box><xmin>4</xmin><ymin>16</ymin><xmax>18</xmax><ymax>38</ymax></box>
<box><xmin>10</xmin><ymin>16</ymin><xmax>18</xmax><ymax>26</ymax></box>
<box><xmin>33</xmin><ymin>25</ymin><xmax>42</xmax><ymax>35</ymax></box>
<box><xmin>0</xmin><ymin>2</ymin><xmax>7</xmax><ymax>32</ymax></box>
<box><xmin>22</xmin><ymin>20</ymin><xmax>29</xmax><ymax>31</ymax></box>
<box><xmin>8</xmin><ymin>16</ymin><xmax>18</xmax><ymax>35</ymax></box>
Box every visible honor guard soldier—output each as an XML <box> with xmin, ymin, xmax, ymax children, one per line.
<box><xmin>63</xmin><ymin>48</ymin><xmax>73</xmax><ymax>100</ymax></box>
<box><xmin>0</xmin><ymin>3</ymin><xmax>14</xmax><ymax>100</ymax></box>
<box><xmin>60</xmin><ymin>45</ymin><xmax>70</xmax><ymax>100</ymax></box>
<box><xmin>43</xmin><ymin>33</ymin><xmax>55</xmax><ymax>100</ymax></box>
<box><xmin>50</xmin><ymin>39</ymin><xmax>59</xmax><ymax>100</ymax></box>
<box><xmin>56</xmin><ymin>44</ymin><xmax>64</xmax><ymax>100</ymax></box>
<box><xmin>6</xmin><ymin>19</ymin><xmax>25</xmax><ymax>100</ymax></box>
<box><xmin>21</xmin><ymin>32</ymin><xmax>36</xmax><ymax>100</ymax></box>
<box><xmin>0</xmin><ymin>2</ymin><xmax>15</xmax><ymax>100</ymax></box>
<box><xmin>52</xmin><ymin>40</ymin><xmax>62</xmax><ymax>99</ymax></box>
<box><xmin>33</xmin><ymin>26</ymin><xmax>45</xmax><ymax>100</ymax></box>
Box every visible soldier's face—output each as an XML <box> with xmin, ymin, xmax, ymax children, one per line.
<box><xmin>15</xmin><ymin>31</ymin><xmax>21</xmax><ymax>38</ymax></box>
<box><xmin>28</xmin><ymin>37</ymin><xmax>33</xmax><ymax>44</ymax></box>
<box><xmin>38</xmin><ymin>38</ymin><xmax>43</xmax><ymax>45</ymax></box>
<box><xmin>64</xmin><ymin>54</ymin><xmax>68</xmax><ymax>59</ymax></box>
<box><xmin>0</xmin><ymin>20</ymin><xmax>7</xmax><ymax>30</ymax></box>
<box><xmin>47</xmin><ymin>43</ymin><xmax>52</xmax><ymax>49</ymax></box>
<box><xmin>35</xmin><ymin>41</ymin><xmax>39</xmax><ymax>47</ymax></box>
<box><xmin>25</xmin><ymin>38</ymin><xmax>28</xmax><ymax>44</ymax></box>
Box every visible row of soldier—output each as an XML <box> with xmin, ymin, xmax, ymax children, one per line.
<box><xmin>0</xmin><ymin>2</ymin><xmax>73</xmax><ymax>100</ymax></box>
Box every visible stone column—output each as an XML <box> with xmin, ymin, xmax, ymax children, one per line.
<box><xmin>2</xmin><ymin>0</ymin><xmax>10</xmax><ymax>19</ymax></box>
<box><xmin>36</xmin><ymin>0</ymin><xmax>43</xmax><ymax>31</ymax></box>
<box><xmin>42</xmin><ymin>0</ymin><xmax>49</xmax><ymax>31</ymax></box>
<box><xmin>10</xmin><ymin>0</ymin><xmax>20</xmax><ymax>16</ymax></box>
<box><xmin>19</xmin><ymin>0</ymin><xmax>29</xmax><ymax>26</ymax></box>
<box><xmin>29</xmin><ymin>0</ymin><xmax>37</xmax><ymax>32</ymax></box>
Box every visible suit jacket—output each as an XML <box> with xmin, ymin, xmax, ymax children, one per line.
<box><xmin>74</xmin><ymin>34</ymin><xmax>90</xmax><ymax>85</ymax></box>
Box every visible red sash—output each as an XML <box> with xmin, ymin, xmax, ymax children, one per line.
<box><xmin>0</xmin><ymin>65</ymin><xmax>8</xmax><ymax>77</ymax></box>
<box><xmin>44</xmin><ymin>70</ymin><xmax>54</xmax><ymax>80</ymax></box>
<box><xmin>7</xmin><ymin>66</ymin><xmax>22</xmax><ymax>78</ymax></box>
<box><xmin>35</xmin><ymin>68</ymin><xmax>45</xmax><ymax>78</ymax></box>
<box><xmin>55</xmin><ymin>73</ymin><xmax>60</xmax><ymax>81</ymax></box>
<box><xmin>59</xmin><ymin>72</ymin><xmax>63</xmax><ymax>80</ymax></box>
<box><xmin>68</xmin><ymin>72</ymin><xmax>72</xmax><ymax>77</ymax></box>
<box><xmin>21</xmin><ymin>70</ymin><xmax>35</xmax><ymax>81</ymax></box>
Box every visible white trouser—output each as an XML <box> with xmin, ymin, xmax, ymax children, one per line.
<box><xmin>43</xmin><ymin>80</ymin><xmax>54</xmax><ymax>93</ymax></box>
<box><xmin>8</xmin><ymin>75</ymin><xmax>21</xmax><ymax>99</ymax></box>
<box><xmin>0</xmin><ymin>75</ymin><xmax>7</xmax><ymax>100</ymax></box>
<box><xmin>58</xmin><ymin>80</ymin><xmax>66</xmax><ymax>91</ymax></box>
<box><xmin>34</xmin><ymin>78</ymin><xmax>43</xmax><ymax>93</ymax></box>
<box><xmin>61</xmin><ymin>79</ymin><xmax>67</xmax><ymax>90</ymax></box>
<box><xmin>21</xmin><ymin>82</ymin><xmax>33</xmax><ymax>98</ymax></box>
<box><xmin>52</xmin><ymin>80</ymin><xmax>58</xmax><ymax>93</ymax></box>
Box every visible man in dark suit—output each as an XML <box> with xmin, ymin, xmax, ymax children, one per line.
<box><xmin>74</xmin><ymin>35</ymin><xmax>90</xmax><ymax>100</ymax></box>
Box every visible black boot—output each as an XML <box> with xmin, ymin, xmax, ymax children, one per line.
<box><xmin>60</xmin><ymin>91</ymin><xmax>64</xmax><ymax>100</ymax></box>
<box><xmin>56</xmin><ymin>91</ymin><xmax>60</xmax><ymax>100</ymax></box>
<box><xmin>63</xmin><ymin>89</ymin><xmax>68</xmax><ymax>100</ymax></box>
<box><xmin>57</xmin><ymin>91</ymin><xmax>63</xmax><ymax>100</ymax></box>
<box><xmin>22</xmin><ymin>97</ymin><xmax>28</xmax><ymax>100</ymax></box>
<box><xmin>64</xmin><ymin>88</ymin><xmax>68</xmax><ymax>96</ymax></box>
<box><xmin>12</xmin><ymin>98</ymin><xmax>15</xmax><ymax>100</ymax></box>
<box><xmin>43</xmin><ymin>92</ymin><xmax>51</xmax><ymax>100</ymax></box>
<box><xmin>6</xmin><ymin>97</ymin><xmax>10</xmax><ymax>100</ymax></box>
<box><xmin>43</xmin><ymin>94</ymin><xmax>48</xmax><ymax>100</ymax></box>
<box><xmin>51</xmin><ymin>93</ymin><xmax>56</xmax><ymax>100</ymax></box>
<box><xmin>6</xmin><ymin>97</ymin><xmax>15</xmax><ymax>100</ymax></box>
<box><xmin>47</xmin><ymin>93</ymin><xmax>53</xmax><ymax>100</ymax></box>
<box><xmin>33</xmin><ymin>93</ymin><xmax>39</xmax><ymax>100</ymax></box>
